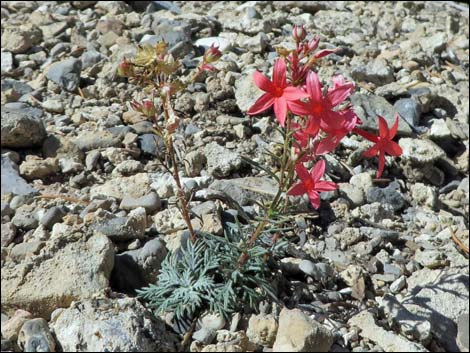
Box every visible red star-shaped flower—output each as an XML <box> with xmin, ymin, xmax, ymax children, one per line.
<box><xmin>288</xmin><ymin>160</ymin><xmax>337</xmax><ymax>209</ymax></box>
<box><xmin>354</xmin><ymin>114</ymin><xmax>403</xmax><ymax>178</ymax></box>
<box><xmin>247</xmin><ymin>58</ymin><xmax>308</xmax><ymax>127</ymax></box>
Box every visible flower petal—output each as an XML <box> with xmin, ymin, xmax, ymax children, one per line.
<box><xmin>378</xmin><ymin>115</ymin><xmax>389</xmax><ymax>139</ymax></box>
<box><xmin>288</xmin><ymin>182</ymin><xmax>306</xmax><ymax>196</ymax></box>
<box><xmin>377</xmin><ymin>152</ymin><xmax>386</xmax><ymax>178</ymax></box>
<box><xmin>384</xmin><ymin>140</ymin><xmax>403</xmax><ymax>156</ymax></box>
<box><xmin>315</xmin><ymin>180</ymin><xmax>337</xmax><ymax>192</ymax></box>
<box><xmin>283</xmin><ymin>86</ymin><xmax>309</xmax><ymax>101</ymax></box>
<box><xmin>306</xmin><ymin>71</ymin><xmax>323</xmax><ymax>103</ymax></box>
<box><xmin>288</xmin><ymin>100</ymin><xmax>310</xmax><ymax>116</ymax></box>
<box><xmin>247</xmin><ymin>93</ymin><xmax>275</xmax><ymax>115</ymax></box>
<box><xmin>315</xmin><ymin>134</ymin><xmax>341</xmax><ymax>155</ymax></box>
<box><xmin>311</xmin><ymin>159</ymin><xmax>326</xmax><ymax>182</ymax></box>
<box><xmin>253</xmin><ymin>71</ymin><xmax>275</xmax><ymax>95</ymax></box>
<box><xmin>274</xmin><ymin>97</ymin><xmax>287</xmax><ymax>127</ymax></box>
<box><xmin>327</xmin><ymin>82</ymin><xmax>354</xmax><ymax>107</ymax></box>
<box><xmin>354</xmin><ymin>128</ymin><xmax>378</xmax><ymax>143</ymax></box>
<box><xmin>307</xmin><ymin>190</ymin><xmax>321</xmax><ymax>209</ymax></box>
<box><xmin>295</xmin><ymin>163</ymin><xmax>310</xmax><ymax>182</ymax></box>
<box><xmin>363</xmin><ymin>144</ymin><xmax>380</xmax><ymax>158</ymax></box>
<box><xmin>273</xmin><ymin>58</ymin><xmax>287</xmax><ymax>88</ymax></box>
<box><xmin>314</xmin><ymin>48</ymin><xmax>337</xmax><ymax>59</ymax></box>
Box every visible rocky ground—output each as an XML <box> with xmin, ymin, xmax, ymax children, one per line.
<box><xmin>1</xmin><ymin>1</ymin><xmax>469</xmax><ymax>352</ymax></box>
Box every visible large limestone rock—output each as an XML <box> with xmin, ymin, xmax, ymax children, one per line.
<box><xmin>1</xmin><ymin>231</ymin><xmax>114</xmax><ymax>319</ymax></box>
<box><xmin>50</xmin><ymin>297</ymin><xmax>178</xmax><ymax>352</ymax></box>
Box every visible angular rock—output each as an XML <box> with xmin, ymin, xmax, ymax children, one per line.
<box><xmin>402</xmin><ymin>269</ymin><xmax>469</xmax><ymax>351</ymax></box>
<box><xmin>1</xmin><ymin>156</ymin><xmax>36</xmax><ymax>196</ymax></box>
<box><xmin>46</xmin><ymin>58</ymin><xmax>82</xmax><ymax>92</ymax></box>
<box><xmin>40</xmin><ymin>206</ymin><xmax>66</xmax><ymax>230</ymax></box>
<box><xmin>394</xmin><ymin>98</ymin><xmax>421</xmax><ymax>127</ymax></box>
<box><xmin>204</xmin><ymin>142</ymin><xmax>242</xmax><ymax>178</ymax></box>
<box><xmin>380</xmin><ymin>294</ymin><xmax>431</xmax><ymax>345</ymax></box>
<box><xmin>208</xmin><ymin>177</ymin><xmax>278</xmax><ymax>206</ymax></box>
<box><xmin>1</xmin><ymin>223</ymin><xmax>17</xmax><ymax>247</ymax></box>
<box><xmin>112</xmin><ymin>238</ymin><xmax>167</xmax><ymax>292</ymax></box>
<box><xmin>1</xmin><ymin>310</ymin><xmax>33</xmax><ymax>341</ymax></box>
<box><xmin>17</xmin><ymin>318</ymin><xmax>55</xmax><ymax>352</ymax></box>
<box><xmin>19</xmin><ymin>157</ymin><xmax>59</xmax><ymax>180</ymax></box>
<box><xmin>1</xmin><ymin>232</ymin><xmax>114</xmax><ymax>318</ymax></box>
<box><xmin>1</xmin><ymin>103</ymin><xmax>46</xmax><ymax>148</ymax></box>
<box><xmin>399</xmin><ymin>138</ymin><xmax>446</xmax><ymax>164</ymax></box>
<box><xmin>350</xmin><ymin>93</ymin><xmax>412</xmax><ymax>136</ymax></box>
<box><xmin>234</xmin><ymin>70</ymin><xmax>263</xmax><ymax>113</ymax></box>
<box><xmin>50</xmin><ymin>297</ymin><xmax>177</xmax><ymax>352</ymax></box>
<box><xmin>457</xmin><ymin>314</ymin><xmax>469</xmax><ymax>352</ymax></box>
<box><xmin>93</xmin><ymin>207</ymin><xmax>147</xmax><ymax>241</ymax></box>
<box><xmin>273</xmin><ymin>308</ymin><xmax>333</xmax><ymax>352</ymax></box>
<box><xmin>348</xmin><ymin>310</ymin><xmax>428</xmax><ymax>352</ymax></box>
<box><xmin>1</xmin><ymin>28</ymin><xmax>33</xmax><ymax>54</ymax></box>
<box><xmin>246</xmin><ymin>314</ymin><xmax>278</xmax><ymax>347</ymax></box>
<box><xmin>351</xmin><ymin>58</ymin><xmax>394</xmax><ymax>86</ymax></box>
<box><xmin>74</xmin><ymin>130</ymin><xmax>121</xmax><ymax>151</ymax></box>
<box><xmin>90</xmin><ymin>173</ymin><xmax>151</xmax><ymax>200</ymax></box>
<box><xmin>367</xmin><ymin>181</ymin><xmax>407</xmax><ymax>212</ymax></box>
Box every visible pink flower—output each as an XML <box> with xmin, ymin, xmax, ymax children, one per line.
<box><xmin>288</xmin><ymin>160</ymin><xmax>337</xmax><ymax>209</ymax></box>
<box><xmin>354</xmin><ymin>115</ymin><xmax>403</xmax><ymax>178</ymax></box>
<box><xmin>289</xmin><ymin>71</ymin><xmax>355</xmax><ymax>133</ymax></box>
<box><xmin>247</xmin><ymin>58</ymin><xmax>309</xmax><ymax>127</ymax></box>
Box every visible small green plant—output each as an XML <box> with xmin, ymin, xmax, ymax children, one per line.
<box><xmin>137</xmin><ymin>221</ymin><xmax>288</xmax><ymax>321</ymax></box>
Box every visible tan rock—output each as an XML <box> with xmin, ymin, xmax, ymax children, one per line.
<box><xmin>273</xmin><ymin>308</ymin><xmax>333</xmax><ymax>352</ymax></box>
<box><xmin>246</xmin><ymin>313</ymin><xmax>278</xmax><ymax>347</ymax></box>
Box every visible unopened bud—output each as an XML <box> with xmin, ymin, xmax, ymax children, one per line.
<box><xmin>141</xmin><ymin>100</ymin><xmax>156</xmax><ymax>118</ymax></box>
<box><xmin>117</xmin><ymin>59</ymin><xmax>134</xmax><ymax>77</ymax></box>
<box><xmin>292</xmin><ymin>25</ymin><xmax>307</xmax><ymax>42</ymax></box>
<box><xmin>203</xmin><ymin>44</ymin><xmax>222</xmax><ymax>64</ymax></box>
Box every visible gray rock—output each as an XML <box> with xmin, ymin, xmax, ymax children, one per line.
<box><xmin>457</xmin><ymin>314</ymin><xmax>469</xmax><ymax>352</ymax></box>
<box><xmin>348</xmin><ymin>310</ymin><xmax>428</xmax><ymax>352</ymax></box>
<box><xmin>90</xmin><ymin>173</ymin><xmax>151</xmax><ymax>200</ymax></box>
<box><xmin>1</xmin><ymin>104</ymin><xmax>46</xmax><ymax>148</ymax></box>
<box><xmin>394</xmin><ymin>98</ymin><xmax>421</xmax><ymax>127</ymax></box>
<box><xmin>350</xmin><ymin>93</ymin><xmax>412</xmax><ymax>136</ymax></box>
<box><xmin>50</xmin><ymin>297</ymin><xmax>177</xmax><ymax>352</ymax></box>
<box><xmin>138</xmin><ymin>133</ymin><xmax>165</xmax><ymax>157</ymax></box>
<box><xmin>399</xmin><ymin>138</ymin><xmax>446</xmax><ymax>164</ymax></box>
<box><xmin>208</xmin><ymin>177</ymin><xmax>278</xmax><ymax>206</ymax></box>
<box><xmin>73</xmin><ymin>130</ymin><xmax>121</xmax><ymax>151</ymax></box>
<box><xmin>11</xmin><ymin>206</ymin><xmax>38</xmax><ymax>230</ymax></box>
<box><xmin>414</xmin><ymin>249</ymin><xmax>447</xmax><ymax>269</ymax></box>
<box><xmin>93</xmin><ymin>211</ymin><xmax>146</xmax><ymax>241</ymax></box>
<box><xmin>81</xmin><ymin>50</ymin><xmax>106</xmax><ymax>69</ymax></box>
<box><xmin>120</xmin><ymin>192</ymin><xmax>162</xmax><ymax>214</ymax></box>
<box><xmin>112</xmin><ymin>238</ymin><xmax>167</xmax><ymax>292</ymax></box>
<box><xmin>40</xmin><ymin>206</ymin><xmax>65</xmax><ymax>230</ymax></box>
<box><xmin>1</xmin><ymin>223</ymin><xmax>16</xmax><ymax>247</ymax></box>
<box><xmin>146</xmin><ymin>1</ymin><xmax>182</xmax><ymax>14</ymax></box>
<box><xmin>1</xmin><ymin>156</ymin><xmax>36</xmax><ymax>196</ymax></box>
<box><xmin>1</xmin><ymin>309</ymin><xmax>33</xmax><ymax>342</ymax></box>
<box><xmin>351</xmin><ymin>58</ymin><xmax>394</xmax><ymax>86</ymax></box>
<box><xmin>299</xmin><ymin>260</ymin><xmax>334</xmax><ymax>283</ymax></box>
<box><xmin>17</xmin><ymin>318</ymin><xmax>55</xmax><ymax>352</ymax></box>
<box><xmin>2</xmin><ymin>79</ymin><xmax>33</xmax><ymax>97</ymax></box>
<box><xmin>42</xmin><ymin>99</ymin><xmax>64</xmax><ymax>114</ymax></box>
<box><xmin>46</xmin><ymin>58</ymin><xmax>82</xmax><ymax>92</ymax></box>
<box><xmin>273</xmin><ymin>308</ymin><xmax>333</xmax><ymax>352</ymax></box>
<box><xmin>184</xmin><ymin>150</ymin><xmax>206</xmax><ymax>177</ymax></box>
<box><xmin>192</xmin><ymin>327</ymin><xmax>216</xmax><ymax>345</ymax></box>
<box><xmin>380</xmin><ymin>294</ymin><xmax>431</xmax><ymax>345</ymax></box>
<box><xmin>390</xmin><ymin>275</ymin><xmax>406</xmax><ymax>293</ymax></box>
<box><xmin>204</xmin><ymin>142</ymin><xmax>242</xmax><ymax>178</ymax></box>
<box><xmin>234</xmin><ymin>70</ymin><xmax>262</xmax><ymax>113</ymax></box>
<box><xmin>366</xmin><ymin>181</ymin><xmax>406</xmax><ymax>212</ymax></box>
<box><xmin>402</xmin><ymin>269</ymin><xmax>469</xmax><ymax>351</ymax></box>
<box><xmin>1</xmin><ymin>51</ymin><xmax>14</xmax><ymax>73</ymax></box>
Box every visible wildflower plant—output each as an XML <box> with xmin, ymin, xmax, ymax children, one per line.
<box><xmin>118</xmin><ymin>24</ymin><xmax>403</xmax><ymax>330</ymax></box>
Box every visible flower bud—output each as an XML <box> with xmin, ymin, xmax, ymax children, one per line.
<box><xmin>203</xmin><ymin>44</ymin><xmax>222</xmax><ymax>64</ymax></box>
<box><xmin>116</xmin><ymin>59</ymin><xmax>134</xmax><ymax>77</ymax></box>
<box><xmin>141</xmin><ymin>100</ymin><xmax>156</xmax><ymax>118</ymax></box>
<box><xmin>292</xmin><ymin>25</ymin><xmax>307</xmax><ymax>42</ymax></box>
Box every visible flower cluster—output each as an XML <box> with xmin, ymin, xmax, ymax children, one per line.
<box><xmin>248</xmin><ymin>25</ymin><xmax>402</xmax><ymax>209</ymax></box>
